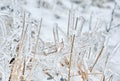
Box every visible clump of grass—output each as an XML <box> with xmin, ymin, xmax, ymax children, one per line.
<box><xmin>0</xmin><ymin>2</ymin><xmax>119</xmax><ymax>81</ymax></box>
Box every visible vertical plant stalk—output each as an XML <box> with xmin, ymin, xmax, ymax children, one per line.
<box><xmin>89</xmin><ymin>12</ymin><xmax>93</xmax><ymax>31</ymax></box>
<box><xmin>53</xmin><ymin>27</ymin><xmax>57</xmax><ymax>44</ymax></box>
<box><xmin>21</xmin><ymin>58</ymin><xmax>26</xmax><ymax>81</ymax></box>
<box><xmin>90</xmin><ymin>46</ymin><xmax>104</xmax><ymax>72</ymax></box>
<box><xmin>28</xmin><ymin>18</ymin><xmax>42</xmax><ymax>81</ymax></box>
<box><xmin>104</xmin><ymin>53</ymin><xmax>110</xmax><ymax>69</ymax></box>
<box><xmin>107</xmin><ymin>2</ymin><xmax>116</xmax><ymax>32</ymax></box>
<box><xmin>77</xmin><ymin>61</ymin><xmax>88</xmax><ymax>81</ymax></box>
<box><xmin>67</xmin><ymin>10</ymin><xmax>71</xmax><ymax>37</ymax></box>
<box><xmin>101</xmin><ymin>74</ymin><xmax>105</xmax><ymax>81</ymax></box>
<box><xmin>74</xmin><ymin>17</ymin><xmax>78</xmax><ymax>30</ymax></box>
<box><xmin>56</xmin><ymin>24</ymin><xmax>59</xmax><ymax>42</ymax></box>
<box><xmin>34</xmin><ymin>18</ymin><xmax>42</xmax><ymax>56</ymax></box>
<box><xmin>68</xmin><ymin>34</ymin><xmax>75</xmax><ymax>81</ymax></box>
<box><xmin>79</xmin><ymin>17</ymin><xmax>85</xmax><ymax>36</ymax></box>
<box><xmin>18</xmin><ymin>12</ymin><xmax>27</xmax><ymax>56</ymax></box>
<box><xmin>53</xmin><ymin>24</ymin><xmax>59</xmax><ymax>44</ymax></box>
<box><xmin>9</xmin><ymin>12</ymin><xmax>27</xmax><ymax>81</ymax></box>
<box><xmin>88</xmin><ymin>47</ymin><xmax>91</xmax><ymax>59</ymax></box>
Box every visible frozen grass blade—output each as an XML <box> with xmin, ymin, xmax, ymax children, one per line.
<box><xmin>34</xmin><ymin>18</ymin><xmax>42</xmax><ymax>56</ymax></box>
<box><xmin>90</xmin><ymin>46</ymin><xmax>104</xmax><ymax>72</ymax></box>
<box><xmin>28</xmin><ymin>18</ymin><xmax>42</xmax><ymax>81</ymax></box>
<box><xmin>107</xmin><ymin>2</ymin><xmax>116</xmax><ymax>32</ymax></box>
<box><xmin>67</xmin><ymin>10</ymin><xmax>71</xmax><ymax>37</ymax></box>
<box><xmin>53</xmin><ymin>27</ymin><xmax>57</xmax><ymax>44</ymax></box>
<box><xmin>9</xmin><ymin>12</ymin><xmax>28</xmax><ymax>81</ymax></box>
<box><xmin>74</xmin><ymin>17</ymin><xmax>78</xmax><ymax>30</ymax></box>
<box><xmin>68</xmin><ymin>34</ymin><xmax>75</xmax><ymax>81</ymax></box>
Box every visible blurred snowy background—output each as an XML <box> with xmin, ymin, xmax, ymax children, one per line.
<box><xmin>0</xmin><ymin>0</ymin><xmax>120</xmax><ymax>81</ymax></box>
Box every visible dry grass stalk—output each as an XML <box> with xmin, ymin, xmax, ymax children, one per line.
<box><xmin>53</xmin><ymin>27</ymin><xmax>57</xmax><ymax>44</ymax></box>
<box><xmin>17</xmin><ymin>12</ymin><xmax>28</xmax><ymax>56</ymax></box>
<box><xmin>79</xmin><ymin>17</ymin><xmax>85</xmax><ymax>36</ymax></box>
<box><xmin>88</xmin><ymin>47</ymin><xmax>91</xmax><ymax>59</ymax></box>
<box><xmin>57</xmin><ymin>39</ymin><xmax>64</xmax><ymax>52</ymax></box>
<box><xmin>104</xmin><ymin>53</ymin><xmax>110</xmax><ymax>68</ymax></box>
<box><xmin>21</xmin><ymin>58</ymin><xmax>26</xmax><ymax>81</ymax></box>
<box><xmin>34</xmin><ymin>18</ymin><xmax>42</xmax><ymax>56</ymax></box>
<box><xmin>9</xmin><ymin>12</ymin><xmax>28</xmax><ymax>81</ymax></box>
<box><xmin>67</xmin><ymin>10</ymin><xmax>71</xmax><ymax>37</ymax></box>
<box><xmin>101</xmin><ymin>74</ymin><xmax>105</xmax><ymax>81</ymax></box>
<box><xmin>77</xmin><ymin>62</ymin><xmax>88</xmax><ymax>81</ymax></box>
<box><xmin>55</xmin><ymin>24</ymin><xmax>59</xmax><ymax>42</ymax></box>
<box><xmin>90</xmin><ymin>46</ymin><xmax>104</xmax><ymax>72</ymax></box>
<box><xmin>107</xmin><ymin>2</ymin><xmax>116</xmax><ymax>32</ymax></box>
<box><xmin>60</xmin><ymin>56</ymin><xmax>69</xmax><ymax>67</ymax></box>
<box><xmin>44</xmin><ymin>72</ymin><xmax>56</xmax><ymax>81</ymax></box>
<box><xmin>89</xmin><ymin>12</ymin><xmax>93</xmax><ymax>31</ymax></box>
<box><xmin>74</xmin><ymin>17</ymin><xmax>78</xmax><ymax>30</ymax></box>
<box><xmin>64</xmin><ymin>56</ymin><xmax>69</xmax><ymax>65</ymax></box>
<box><xmin>27</xmin><ymin>18</ymin><xmax>42</xmax><ymax>81</ymax></box>
<box><xmin>68</xmin><ymin>34</ymin><xmax>75</xmax><ymax>81</ymax></box>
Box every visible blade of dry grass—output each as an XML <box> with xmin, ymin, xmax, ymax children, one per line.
<box><xmin>53</xmin><ymin>27</ymin><xmax>57</xmax><ymax>44</ymax></box>
<box><xmin>67</xmin><ymin>10</ymin><xmax>71</xmax><ymax>37</ymax></box>
<box><xmin>90</xmin><ymin>46</ymin><xmax>104</xmax><ymax>72</ymax></box>
<box><xmin>9</xmin><ymin>12</ymin><xmax>28</xmax><ymax>81</ymax></box>
<box><xmin>75</xmin><ymin>17</ymin><xmax>78</xmax><ymax>30</ymax></box>
<box><xmin>107</xmin><ymin>2</ymin><xmax>116</xmax><ymax>32</ymax></box>
<box><xmin>68</xmin><ymin>34</ymin><xmax>75</xmax><ymax>81</ymax></box>
<box><xmin>55</xmin><ymin>24</ymin><xmax>59</xmax><ymax>42</ymax></box>
<box><xmin>27</xmin><ymin>18</ymin><xmax>42</xmax><ymax>81</ymax></box>
<box><xmin>77</xmin><ymin>62</ymin><xmax>88</xmax><ymax>81</ymax></box>
<box><xmin>34</xmin><ymin>18</ymin><xmax>42</xmax><ymax>55</ymax></box>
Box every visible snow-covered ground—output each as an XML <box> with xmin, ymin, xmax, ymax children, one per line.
<box><xmin>0</xmin><ymin>0</ymin><xmax>120</xmax><ymax>81</ymax></box>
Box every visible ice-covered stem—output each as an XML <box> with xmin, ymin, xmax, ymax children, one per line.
<box><xmin>27</xmin><ymin>18</ymin><xmax>42</xmax><ymax>81</ymax></box>
<box><xmin>74</xmin><ymin>17</ymin><xmax>78</xmax><ymax>30</ymax></box>
<box><xmin>68</xmin><ymin>34</ymin><xmax>75</xmax><ymax>81</ymax></box>
<box><xmin>106</xmin><ymin>2</ymin><xmax>116</xmax><ymax>32</ymax></box>
<box><xmin>53</xmin><ymin>24</ymin><xmax>59</xmax><ymax>44</ymax></box>
<box><xmin>89</xmin><ymin>12</ymin><xmax>93</xmax><ymax>31</ymax></box>
<box><xmin>90</xmin><ymin>46</ymin><xmax>104</xmax><ymax>72</ymax></box>
<box><xmin>53</xmin><ymin>27</ymin><xmax>57</xmax><ymax>44</ymax></box>
<box><xmin>34</xmin><ymin>18</ymin><xmax>42</xmax><ymax>56</ymax></box>
<box><xmin>67</xmin><ymin>10</ymin><xmax>71</xmax><ymax>37</ymax></box>
<box><xmin>9</xmin><ymin>12</ymin><xmax>27</xmax><ymax>81</ymax></box>
<box><xmin>17</xmin><ymin>12</ymin><xmax>27</xmax><ymax>56</ymax></box>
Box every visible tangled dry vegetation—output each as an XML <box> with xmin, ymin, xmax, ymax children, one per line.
<box><xmin>0</xmin><ymin>0</ymin><xmax>120</xmax><ymax>81</ymax></box>
<box><xmin>0</xmin><ymin>11</ymin><xmax>116</xmax><ymax>81</ymax></box>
